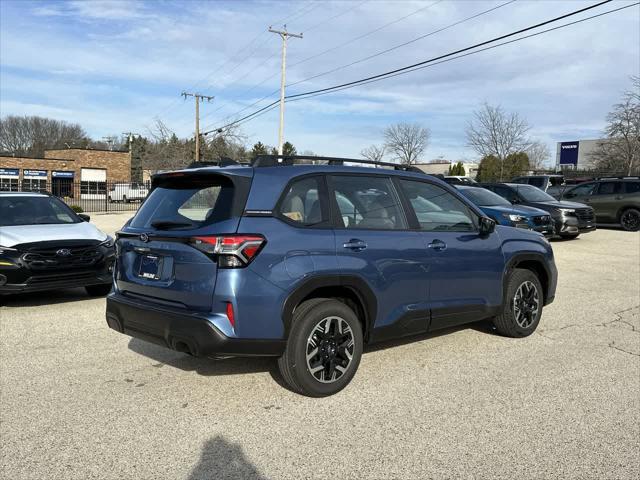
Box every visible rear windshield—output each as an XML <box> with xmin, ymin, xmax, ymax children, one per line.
<box><xmin>130</xmin><ymin>176</ymin><xmax>236</xmax><ymax>230</ymax></box>
<box><xmin>0</xmin><ymin>195</ymin><xmax>80</xmax><ymax>226</ymax></box>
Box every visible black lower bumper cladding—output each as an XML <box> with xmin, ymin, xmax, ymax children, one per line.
<box><xmin>106</xmin><ymin>293</ymin><xmax>285</xmax><ymax>358</ymax></box>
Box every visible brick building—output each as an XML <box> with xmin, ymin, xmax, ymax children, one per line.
<box><xmin>0</xmin><ymin>148</ymin><xmax>131</xmax><ymax>197</ymax></box>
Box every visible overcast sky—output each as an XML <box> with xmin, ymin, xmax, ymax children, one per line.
<box><xmin>1</xmin><ymin>0</ymin><xmax>639</xmax><ymax>163</ymax></box>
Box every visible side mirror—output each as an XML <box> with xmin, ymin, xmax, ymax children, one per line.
<box><xmin>479</xmin><ymin>216</ymin><xmax>496</xmax><ymax>236</ymax></box>
<box><xmin>78</xmin><ymin>213</ymin><xmax>91</xmax><ymax>222</ymax></box>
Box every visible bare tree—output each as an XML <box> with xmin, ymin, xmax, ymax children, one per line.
<box><xmin>361</xmin><ymin>144</ymin><xmax>386</xmax><ymax>163</ymax></box>
<box><xmin>526</xmin><ymin>140</ymin><xmax>551</xmax><ymax>171</ymax></box>
<box><xmin>589</xmin><ymin>77</ymin><xmax>640</xmax><ymax>175</ymax></box>
<box><xmin>466</xmin><ymin>103</ymin><xmax>531</xmax><ymax>180</ymax></box>
<box><xmin>383</xmin><ymin>123</ymin><xmax>430</xmax><ymax>165</ymax></box>
<box><xmin>0</xmin><ymin>115</ymin><xmax>89</xmax><ymax>157</ymax></box>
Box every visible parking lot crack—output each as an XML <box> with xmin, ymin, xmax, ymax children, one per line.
<box><xmin>608</xmin><ymin>342</ymin><xmax>640</xmax><ymax>357</ymax></box>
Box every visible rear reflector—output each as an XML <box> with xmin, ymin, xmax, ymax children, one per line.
<box><xmin>226</xmin><ymin>302</ymin><xmax>235</xmax><ymax>328</ymax></box>
<box><xmin>190</xmin><ymin>235</ymin><xmax>265</xmax><ymax>267</ymax></box>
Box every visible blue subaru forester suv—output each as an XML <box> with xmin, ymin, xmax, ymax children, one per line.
<box><xmin>106</xmin><ymin>156</ymin><xmax>557</xmax><ymax>397</ymax></box>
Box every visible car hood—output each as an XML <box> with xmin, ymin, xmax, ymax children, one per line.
<box><xmin>0</xmin><ymin>222</ymin><xmax>108</xmax><ymax>248</ymax></box>
<box><xmin>482</xmin><ymin>204</ymin><xmax>549</xmax><ymax>217</ymax></box>
<box><xmin>523</xmin><ymin>200</ymin><xmax>589</xmax><ymax>211</ymax></box>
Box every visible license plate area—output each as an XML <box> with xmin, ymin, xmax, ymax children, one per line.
<box><xmin>138</xmin><ymin>254</ymin><xmax>163</xmax><ymax>280</ymax></box>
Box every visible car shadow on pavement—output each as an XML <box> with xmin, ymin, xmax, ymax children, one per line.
<box><xmin>188</xmin><ymin>436</ymin><xmax>268</xmax><ymax>480</ymax></box>
<box><xmin>0</xmin><ymin>288</ymin><xmax>101</xmax><ymax>308</ymax></box>
<box><xmin>127</xmin><ymin>338</ymin><xmax>278</xmax><ymax>377</ymax></box>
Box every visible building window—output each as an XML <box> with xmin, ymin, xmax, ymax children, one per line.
<box><xmin>0</xmin><ymin>178</ymin><xmax>19</xmax><ymax>191</ymax></box>
<box><xmin>80</xmin><ymin>181</ymin><xmax>107</xmax><ymax>195</ymax></box>
<box><xmin>22</xmin><ymin>178</ymin><xmax>47</xmax><ymax>192</ymax></box>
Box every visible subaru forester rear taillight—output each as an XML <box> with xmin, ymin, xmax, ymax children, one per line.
<box><xmin>190</xmin><ymin>235</ymin><xmax>266</xmax><ymax>268</ymax></box>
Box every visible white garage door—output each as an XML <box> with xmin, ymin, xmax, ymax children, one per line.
<box><xmin>81</xmin><ymin>168</ymin><xmax>107</xmax><ymax>199</ymax></box>
<box><xmin>81</xmin><ymin>168</ymin><xmax>106</xmax><ymax>182</ymax></box>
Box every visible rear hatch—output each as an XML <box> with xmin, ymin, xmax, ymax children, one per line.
<box><xmin>115</xmin><ymin>168</ymin><xmax>252</xmax><ymax>312</ymax></box>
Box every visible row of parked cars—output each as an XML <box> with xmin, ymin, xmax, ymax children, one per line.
<box><xmin>0</xmin><ymin>158</ymin><xmax>637</xmax><ymax>397</ymax></box>
<box><xmin>444</xmin><ymin>174</ymin><xmax>640</xmax><ymax>234</ymax></box>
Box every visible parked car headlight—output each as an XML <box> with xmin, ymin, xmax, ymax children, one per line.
<box><xmin>557</xmin><ymin>208</ymin><xmax>576</xmax><ymax>216</ymax></box>
<box><xmin>100</xmin><ymin>236</ymin><xmax>115</xmax><ymax>248</ymax></box>
<box><xmin>503</xmin><ymin>213</ymin><xmax>525</xmax><ymax>222</ymax></box>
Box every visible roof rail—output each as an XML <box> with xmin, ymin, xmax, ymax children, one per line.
<box><xmin>251</xmin><ymin>155</ymin><xmax>425</xmax><ymax>173</ymax></box>
<box><xmin>595</xmin><ymin>175</ymin><xmax>640</xmax><ymax>180</ymax></box>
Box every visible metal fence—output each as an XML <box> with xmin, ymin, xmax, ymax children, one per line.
<box><xmin>0</xmin><ymin>181</ymin><xmax>150</xmax><ymax>213</ymax></box>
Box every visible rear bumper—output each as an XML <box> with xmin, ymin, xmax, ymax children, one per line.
<box><xmin>106</xmin><ymin>293</ymin><xmax>286</xmax><ymax>357</ymax></box>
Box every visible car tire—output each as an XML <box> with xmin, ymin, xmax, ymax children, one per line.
<box><xmin>85</xmin><ymin>284</ymin><xmax>112</xmax><ymax>296</ymax></box>
<box><xmin>493</xmin><ymin>268</ymin><xmax>544</xmax><ymax>338</ymax></box>
<box><xmin>560</xmin><ymin>233</ymin><xmax>579</xmax><ymax>239</ymax></box>
<box><xmin>620</xmin><ymin>208</ymin><xmax>640</xmax><ymax>232</ymax></box>
<box><xmin>278</xmin><ymin>298</ymin><xmax>363</xmax><ymax>397</ymax></box>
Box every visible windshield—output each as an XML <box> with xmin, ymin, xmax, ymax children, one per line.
<box><xmin>459</xmin><ymin>187</ymin><xmax>511</xmax><ymax>207</ymax></box>
<box><xmin>515</xmin><ymin>185</ymin><xmax>556</xmax><ymax>202</ymax></box>
<box><xmin>0</xmin><ymin>195</ymin><xmax>81</xmax><ymax>226</ymax></box>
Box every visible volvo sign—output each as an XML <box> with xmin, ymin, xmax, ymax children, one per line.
<box><xmin>559</xmin><ymin>141</ymin><xmax>579</xmax><ymax>166</ymax></box>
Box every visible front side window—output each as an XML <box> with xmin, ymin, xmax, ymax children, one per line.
<box><xmin>399</xmin><ymin>180</ymin><xmax>476</xmax><ymax>232</ymax></box>
<box><xmin>566</xmin><ymin>182</ymin><xmax>596</xmax><ymax>197</ymax></box>
<box><xmin>493</xmin><ymin>186</ymin><xmax>519</xmax><ymax>203</ymax></box>
<box><xmin>528</xmin><ymin>178</ymin><xmax>545</xmax><ymax>188</ymax></box>
<box><xmin>596</xmin><ymin>182</ymin><xmax>622</xmax><ymax>195</ymax></box>
<box><xmin>331</xmin><ymin>175</ymin><xmax>406</xmax><ymax>230</ymax></box>
<box><xmin>278</xmin><ymin>176</ymin><xmax>326</xmax><ymax>226</ymax></box>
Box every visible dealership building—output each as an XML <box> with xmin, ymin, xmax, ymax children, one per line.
<box><xmin>555</xmin><ymin>139</ymin><xmax>602</xmax><ymax>170</ymax></box>
<box><xmin>0</xmin><ymin>148</ymin><xmax>131</xmax><ymax>197</ymax></box>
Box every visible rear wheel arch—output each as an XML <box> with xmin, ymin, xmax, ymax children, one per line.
<box><xmin>282</xmin><ymin>275</ymin><xmax>377</xmax><ymax>341</ymax></box>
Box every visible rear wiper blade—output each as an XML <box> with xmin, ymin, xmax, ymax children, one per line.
<box><xmin>150</xmin><ymin>220</ymin><xmax>194</xmax><ymax>230</ymax></box>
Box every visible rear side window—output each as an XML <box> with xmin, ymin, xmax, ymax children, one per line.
<box><xmin>130</xmin><ymin>175</ymin><xmax>236</xmax><ymax>229</ymax></box>
<box><xmin>398</xmin><ymin>180</ymin><xmax>476</xmax><ymax>232</ymax></box>
<box><xmin>330</xmin><ymin>175</ymin><xmax>406</xmax><ymax>230</ymax></box>
<box><xmin>277</xmin><ymin>176</ymin><xmax>326</xmax><ymax>226</ymax></box>
<box><xmin>624</xmin><ymin>181</ymin><xmax>640</xmax><ymax>194</ymax></box>
<box><xmin>596</xmin><ymin>182</ymin><xmax>622</xmax><ymax>195</ymax></box>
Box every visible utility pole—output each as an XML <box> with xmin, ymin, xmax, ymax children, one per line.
<box><xmin>269</xmin><ymin>25</ymin><xmax>302</xmax><ymax>157</ymax></box>
<box><xmin>122</xmin><ymin>132</ymin><xmax>140</xmax><ymax>153</ymax></box>
<box><xmin>182</xmin><ymin>92</ymin><xmax>214</xmax><ymax>162</ymax></box>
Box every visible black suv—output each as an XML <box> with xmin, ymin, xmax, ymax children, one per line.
<box><xmin>481</xmin><ymin>183</ymin><xmax>596</xmax><ymax>239</ymax></box>
<box><xmin>559</xmin><ymin>177</ymin><xmax>640</xmax><ymax>231</ymax></box>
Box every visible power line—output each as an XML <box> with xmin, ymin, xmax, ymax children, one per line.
<box><xmin>201</xmin><ymin>0</ymin><xmax>444</xmax><ymax>131</ymax></box>
<box><xmin>287</xmin><ymin>0</ymin><xmax>518</xmax><ymax>88</ymax></box>
<box><xmin>287</xmin><ymin>0</ymin><xmax>445</xmax><ymax>70</ymax></box>
<box><xmin>202</xmin><ymin>0</ymin><xmax>634</xmax><ymax>135</ymax></box>
<box><xmin>199</xmin><ymin>0</ymin><xmax>370</xmax><ymax>129</ymax></box>
<box><xmin>286</xmin><ymin>0</ymin><xmax>615</xmax><ymax>100</ymax></box>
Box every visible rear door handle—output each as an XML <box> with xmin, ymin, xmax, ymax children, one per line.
<box><xmin>428</xmin><ymin>240</ymin><xmax>447</xmax><ymax>251</ymax></box>
<box><xmin>343</xmin><ymin>239</ymin><xmax>367</xmax><ymax>251</ymax></box>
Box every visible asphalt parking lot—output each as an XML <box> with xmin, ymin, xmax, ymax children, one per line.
<box><xmin>1</xmin><ymin>213</ymin><xmax>638</xmax><ymax>480</ymax></box>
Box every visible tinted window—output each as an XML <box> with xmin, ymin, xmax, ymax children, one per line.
<box><xmin>331</xmin><ymin>175</ymin><xmax>406</xmax><ymax>230</ymax></box>
<box><xmin>0</xmin><ymin>195</ymin><xmax>80</xmax><ymax>226</ymax></box>
<box><xmin>278</xmin><ymin>176</ymin><xmax>326</xmax><ymax>226</ymax></box>
<box><xmin>399</xmin><ymin>180</ymin><xmax>476</xmax><ymax>232</ymax></box>
<box><xmin>493</xmin><ymin>186</ymin><xmax>519</xmax><ymax>203</ymax></box>
<box><xmin>459</xmin><ymin>187</ymin><xmax>511</xmax><ymax>206</ymax></box>
<box><xmin>596</xmin><ymin>182</ymin><xmax>622</xmax><ymax>195</ymax></box>
<box><xmin>528</xmin><ymin>178</ymin><xmax>545</xmax><ymax>188</ymax></box>
<box><xmin>515</xmin><ymin>185</ymin><xmax>555</xmax><ymax>202</ymax></box>
<box><xmin>624</xmin><ymin>181</ymin><xmax>640</xmax><ymax>194</ymax></box>
<box><xmin>131</xmin><ymin>176</ymin><xmax>234</xmax><ymax>229</ymax></box>
<box><xmin>566</xmin><ymin>182</ymin><xmax>596</xmax><ymax>197</ymax></box>
<box><xmin>550</xmin><ymin>176</ymin><xmax>565</xmax><ymax>187</ymax></box>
